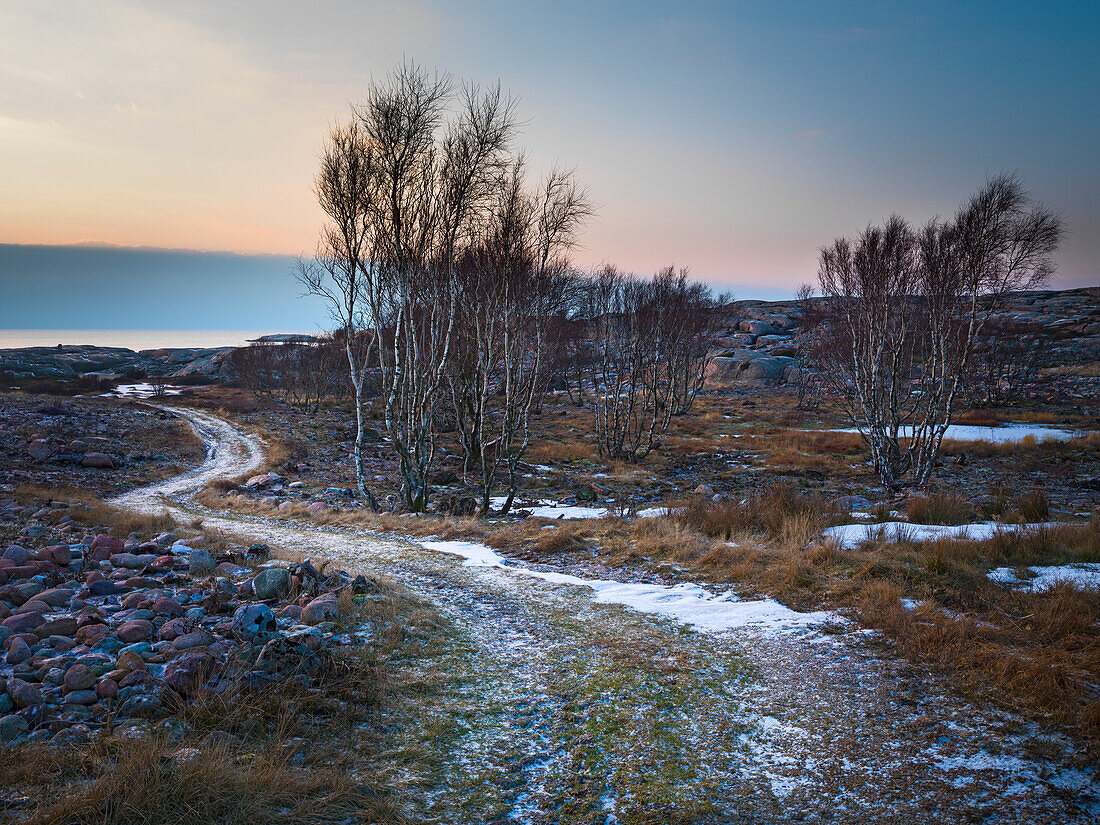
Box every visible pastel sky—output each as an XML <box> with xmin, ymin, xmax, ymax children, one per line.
<box><xmin>1</xmin><ymin>0</ymin><xmax>1097</xmax><ymax>304</ymax></box>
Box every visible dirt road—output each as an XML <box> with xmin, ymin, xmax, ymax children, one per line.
<box><xmin>111</xmin><ymin>405</ymin><xmax>1099</xmax><ymax>824</ymax></box>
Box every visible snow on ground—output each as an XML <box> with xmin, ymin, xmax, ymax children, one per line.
<box><xmin>103</xmin><ymin>382</ymin><xmax>185</xmax><ymax>399</ymax></box>
<box><xmin>489</xmin><ymin>496</ymin><xmax>668</xmax><ymax>520</ymax></box>
<box><xmin>489</xmin><ymin>496</ymin><xmax>608</xmax><ymax>519</ymax></box>
<box><xmin>987</xmin><ymin>563</ymin><xmax>1100</xmax><ymax>592</ymax></box>
<box><xmin>421</xmin><ymin>538</ymin><xmax>834</xmax><ymax>634</ymax></box>
<box><xmin>823</xmin><ymin>521</ymin><xmax>1062</xmax><ymax>550</ymax></box>
<box><xmin>828</xmin><ymin>423</ymin><xmax>1086</xmax><ymax>443</ymax></box>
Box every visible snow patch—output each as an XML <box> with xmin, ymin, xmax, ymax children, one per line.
<box><xmin>420</xmin><ymin>539</ymin><xmax>834</xmax><ymax>634</ymax></box>
<box><xmin>828</xmin><ymin>423</ymin><xmax>1084</xmax><ymax>444</ymax></box>
<box><xmin>103</xmin><ymin>382</ymin><xmax>185</xmax><ymax>399</ymax></box>
<box><xmin>987</xmin><ymin>563</ymin><xmax>1100</xmax><ymax>592</ymax></box>
<box><xmin>823</xmin><ymin>521</ymin><xmax>1063</xmax><ymax>550</ymax></box>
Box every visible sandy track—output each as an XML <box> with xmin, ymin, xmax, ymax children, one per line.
<box><xmin>109</xmin><ymin>405</ymin><xmax>1100</xmax><ymax>824</ymax></box>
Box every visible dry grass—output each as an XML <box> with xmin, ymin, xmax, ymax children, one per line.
<box><xmin>672</xmin><ymin>483</ymin><xmax>846</xmax><ymax>549</ymax></box>
<box><xmin>1</xmin><ymin>587</ymin><xmax>411</xmax><ymax>824</ymax></box>
<box><xmin>905</xmin><ymin>492</ymin><xmax>974</xmax><ymax>525</ymax></box>
<box><xmin>12</xmin><ymin>739</ymin><xmax>388</xmax><ymax>825</ymax></box>
<box><xmin>15</xmin><ymin>484</ymin><xmax>176</xmax><ymax>537</ymax></box>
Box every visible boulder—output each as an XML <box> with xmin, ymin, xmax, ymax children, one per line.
<box><xmin>253</xmin><ymin>567</ymin><xmax>290</xmax><ymax>601</ymax></box>
<box><xmin>231</xmin><ymin>604</ymin><xmax>276</xmax><ymax>640</ymax></box>
<box><xmin>63</xmin><ymin>664</ymin><xmax>96</xmax><ymax>693</ymax></box>
<box><xmin>301</xmin><ymin>593</ymin><xmax>339</xmax><ymax>626</ymax></box>
<box><xmin>255</xmin><ymin>637</ymin><xmax>320</xmax><ymax>677</ymax></box>
<box><xmin>80</xmin><ymin>453</ymin><xmax>117</xmax><ymax>469</ymax></box>
<box><xmin>27</xmin><ymin>440</ymin><xmax>54</xmax><ymax>462</ymax></box>
<box><xmin>188</xmin><ymin>548</ymin><xmax>216</xmax><ymax>576</ymax></box>
<box><xmin>117</xmin><ymin>619</ymin><xmax>154</xmax><ymax>643</ymax></box>
<box><xmin>163</xmin><ymin>652</ymin><xmax>216</xmax><ymax>697</ymax></box>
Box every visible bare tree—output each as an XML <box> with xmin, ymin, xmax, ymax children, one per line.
<box><xmin>448</xmin><ymin>161</ymin><xmax>591</xmax><ymax>516</ymax></box>
<box><xmin>297</xmin><ymin>121</ymin><xmax>380</xmax><ymax>507</ymax></box>
<box><xmin>652</xmin><ymin>266</ymin><xmax>718</xmax><ymax>422</ymax></box>
<box><xmin>302</xmin><ymin>64</ymin><xmax>518</xmax><ymax>512</ymax></box>
<box><xmin>961</xmin><ymin>317</ymin><xmax>1044</xmax><ymax>406</ymax></box>
<box><xmin>817</xmin><ymin>175</ymin><xmax>1062</xmax><ymax>489</ymax></box>
<box><xmin>232</xmin><ymin>337</ymin><xmax>346</xmax><ymax>413</ymax></box>
<box><xmin>793</xmin><ymin>283</ymin><xmax>824</xmax><ymax>410</ymax></box>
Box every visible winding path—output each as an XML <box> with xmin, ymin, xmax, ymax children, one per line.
<box><xmin>111</xmin><ymin>405</ymin><xmax>1099</xmax><ymax>824</ymax></box>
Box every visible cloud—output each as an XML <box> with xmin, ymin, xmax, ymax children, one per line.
<box><xmin>799</xmin><ymin>129</ymin><xmax>825</xmax><ymax>139</ymax></box>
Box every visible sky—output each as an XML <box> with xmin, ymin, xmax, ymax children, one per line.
<box><xmin>0</xmin><ymin>1</ymin><xmax>1097</xmax><ymax>328</ymax></box>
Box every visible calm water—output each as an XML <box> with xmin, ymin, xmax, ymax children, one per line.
<box><xmin>0</xmin><ymin>329</ymin><xmax>314</xmax><ymax>350</ymax></box>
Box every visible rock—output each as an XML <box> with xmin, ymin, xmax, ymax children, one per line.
<box><xmin>0</xmin><ymin>583</ymin><xmax>28</xmax><ymax>605</ymax></box>
<box><xmin>152</xmin><ymin>596</ymin><xmax>184</xmax><ymax>616</ymax></box>
<box><xmin>255</xmin><ymin>637</ymin><xmax>321</xmax><ymax>677</ymax></box>
<box><xmin>110</xmin><ymin>553</ymin><xmax>159</xmax><ymax>570</ymax></box>
<box><xmin>63</xmin><ymin>663</ymin><xmax>96</xmax><ymax>693</ymax></box>
<box><xmin>88</xmin><ymin>580</ymin><xmax>122</xmax><ymax>597</ymax></box>
<box><xmin>37</xmin><ymin>545</ymin><xmax>73</xmax><ymax>566</ymax></box>
<box><xmin>693</xmin><ymin>484</ymin><xmax>715</xmax><ymax>497</ymax></box>
<box><xmin>81</xmin><ymin>452</ymin><xmax>117</xmax><ymax>469</ymax></box>
<box><xmin>231</xmin><ymin>604</ymin><xmax>276</xmax><ymax>640</ymax></box>
<box><xmin>705</xmin><ymin>354</ymin><xmax>797</xmax><ymax>387</ymax></box>
<box><xmin>301</xmin><ymin>593</ymin><xmax>339</xmax><ymax>625</ymax></box>
<box><xmin>9</xmin><ymin>681</ymin><xmax>45</xmax><ymax>708</ymax></box>
<box><xmin>35</xmin><ymin>586</ymin><xmax>73</xmax><ymax>606</ymax></box>
<box><xmin>172</xmin><ymin>630</ymin><xmax>213</xmax><ymax>650</ymax></box>
<box><xmin>0</xmin><ymin>714</ymin><xmax>29</xmax><ymax>742</ymax></box>
<box><xmin>35</xmin><ymin>617</ymin><xmax>77</xmax><ymax>638</ymax></box>
<box><xmin>163</xmin><ymin>652</ymin><xmax>216</xmax><ymax>697</ymax></box>
<box><xmin>2</xmin><ymin>612</ymin><xmax>45</xmax><ymax>634</ymax></box>
<box><xmin>27</xmin><ymin>440</ymin><xmax>54</xmax><ymax>461</ymax></box>
<box><xmin>739</xmin><ymin>319</ymin><xmax>778</xmax><ymax>336</ymax></box>
<box><xmin>65</xmin><ymin>689</ymin><xmax>99</xmax><ymax>706</ymax></box>
<box><xmin>90</xmin><ymin>535</ymin><xmax>124</xmax><ymax>561</ymax></box>
<box><xmin>188</xmin><ymin>547</ymin><xmax>216</xmax><ymax>576</ymax></box>
<box><xmin>306</xmin><ymin>501</ymin><xmax>331</xmax><ymax>515</ymax></box>
<box><xmin>253</xmin><ymin>567</ymin><xmax>290</xmax><ymax>601</ymax></box>
<box><xmin>116</xmin><ymin>650</ymin><xmax>146</xmax><ymax>672</ymax></box>
<box><xmin>2</xmin><ymin>545</ymin><xmax>30</xmax><ymax>565</ymax></box>
<box><xmin>117</xmin><ymin>619</ymin><xmax>154</xmax><ymax>643</ymax></box>
<box><xmin>5</xmin><ymin>636</ymin><xmax>32</xmax><ymax>665</ymax></box>
<box><xmin>117</xmin><ymin>694</ymin><xmax>162</xmax><ymax>719</ymax></box>
<box><xmin>97</xmin><ymin>678</ymin><xmax>119</xmax><ymax>700</ymax></box>
<box><xmin>157</xmin><ymin>617</ymin><xmax>196</xmax><ymax>641</ymax></box>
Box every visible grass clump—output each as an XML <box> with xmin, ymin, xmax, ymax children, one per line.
<box><xmin>672</xmin><ymin>484</ymin><xmax>844</xmax><ymax>550</ymax></box>
<box><xmin>905</xmin><ymin>492</ymin><xmax>974</xmax><ymax>525</ymax></box>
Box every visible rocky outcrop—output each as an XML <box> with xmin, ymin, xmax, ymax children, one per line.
<box><xmin>704</xmin><ymin>286</ymin><xmax>1099</xmax><ymax>388</ymax></box>
<box><xmin>0</xmin><ymin>345</ymin><xmax>236</xmax><ymax>381</ymax></box>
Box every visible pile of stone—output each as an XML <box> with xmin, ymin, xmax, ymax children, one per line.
<box><xmin>0</xmin><ymin>530</ymin><xmax>371</xmax><ymax>746</ymax></box>
<box><xmin>223</xmin><ymin>468</ymin><xmax>361</xmax><ymax>515</ymax></box>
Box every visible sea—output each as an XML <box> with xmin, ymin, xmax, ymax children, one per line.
<box><xmin>0</xmin><ymin>330</ymin><xmax>315</xmax><ymax>351</ymax></box>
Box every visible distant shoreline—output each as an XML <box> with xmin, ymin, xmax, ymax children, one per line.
<box><xmin>0</xmin><ymin>329</ymin><xmax>315</xmax><ymax>350</ymax></box>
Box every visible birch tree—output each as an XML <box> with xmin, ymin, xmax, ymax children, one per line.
<box><xmin>817</xmin><ymin>175</ymin><xmax>1062</xmax><ymax>489</ymax></box>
